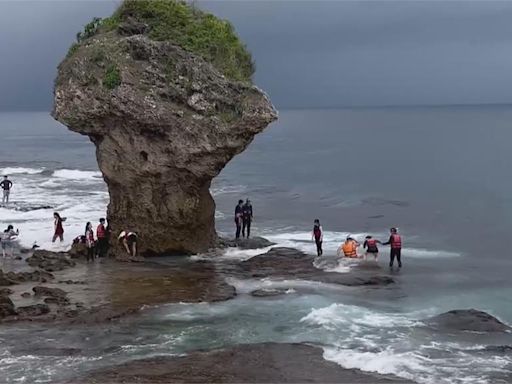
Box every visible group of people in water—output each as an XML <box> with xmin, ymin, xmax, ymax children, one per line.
<box><xmin>313</xmin><ymin>219</ymin><xmax>403</xmax><ymax>268</ymax></box>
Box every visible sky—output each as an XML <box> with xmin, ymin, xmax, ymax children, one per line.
<box><xmin>1</xmin><ymin>0</ymin><xmax>512</xmax><ymax>110</ymax></box>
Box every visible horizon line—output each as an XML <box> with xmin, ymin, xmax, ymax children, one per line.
<box><xmin>1</xmin><ymin>102</ymin><xmax>512</xmax><ymax>113</ymax></box>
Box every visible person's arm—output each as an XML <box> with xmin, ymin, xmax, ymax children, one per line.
<box><xmin>250</xmin><ymin>206</ymin><xmax>253</xmax><ymax>219</ymax></box>
<box><xmin>320</xmin><ymin>226</ymin><xmax>323</xmax><ymax>242</ymax></box>
<box><xmin>8</xmin><ymin>181</ymin><xmax>12</xmax><ymax>188</ymax></box>
<box><xmin>123</xmin><ymin>238</ymin><xmax>131</xmax><ymax>254</ymax></box>
<box><xmin>382</xmin><ymin>236</ymin><xmax>392</xmax><ymax>245</ymax></box>
<box><xmin>363</xmin><ymin>240</ymin><xmax>368</xmax><ymax>249</ymax></box>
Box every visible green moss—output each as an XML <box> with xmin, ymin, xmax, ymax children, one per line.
<box><xmin>66</xmin><ymin>43</ymin><xmax>80</xmax><ymax>58</ymax></box>
<box><xmin>116</xmin><ymin>0</ymin><xmax>254</xmax><ymax>82</ymax></box>
<box><xmin>103</xmin><ymin>65</ymin><xmax>121</xmax><ymax>89</ymax></box>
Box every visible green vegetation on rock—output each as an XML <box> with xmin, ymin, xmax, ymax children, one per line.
<box><xmin>66</xmin><ymin>0</ymin><xmax>254</xmax><ymax>83</ymax></box>
<box><xmin>103</xmin><ymin>65</ymin><xmax>121</xmax><ymax>89</ymax></box>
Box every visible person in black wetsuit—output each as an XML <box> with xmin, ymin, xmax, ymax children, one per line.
<box><xmin>234</xmin><ymin>200</ymin><xmax>243</xmax><ymax>239</ymax></box>
<box><xmin>242</xmin><ymin>199</ymin><xmax>253</xmax><ymax>238</ymax></box>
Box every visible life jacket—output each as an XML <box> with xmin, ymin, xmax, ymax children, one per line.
<box><xmin>391</xmin><ymin>234</ymin><xmax>402</xmax><ymax>249</ymax></box>
<box><xmin>342</xmin><ymin>240</ymin><xmax>357</xmax><ymax>258</ymax></box>
<box><xmin>97</xmin><ymin>224</ymin><xmax>106</xmax><ymax>238</ymax></box>
<box><xmin>313</xmin><ymin>225</ymin><xmax>322</xmax><ymax>240</ymax></box>
<box><xmin>366</xmin><ymin>239</ymin><xmax>378</xmax><ymax>252</ymax></box>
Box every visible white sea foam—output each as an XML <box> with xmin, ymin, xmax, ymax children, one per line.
<box><xmin>52</xmin><ymin>169</ymin><xmax>102</xmax><ymax>180</ymax></box>
<box><xmin>301</xmin><ymin>303</ymin><xmax>419</xmax><ymax>329</ymax></box>
<box><xmin>0</xmin><ymin>167</ymin><xmax>44</xmax><ymax>175</ymax></box>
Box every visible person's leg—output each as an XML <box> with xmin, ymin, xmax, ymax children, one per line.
<box><xmin>397</xmin><ymin>249</ymin><xmax>402</xmax><ymax>268</ymax></box>
<box><xmin>59</xmin><ymin>234</ymin><xmax>64</xmax><ymax>242</ymax></box>
<box><xmin>247</xmin><ymin>220</ymin><xmax>251</xmax><ymax>238</ymax></box>
<box><xmin>52</xmin><ymin>234</ymin><xmax>57</xmax><ymax>243</ymax></box>
<box><xmin>123</xmin><ymin>239</ymin><xmax>131</xmax><ymax>255</ymax></box>
<box><xmin>236</xmin><ymin>222</ymin><xmax>241</xmax><ymax>239</ymax></box>
<box><xmin>2</xmin><ymin>191</ymin><xmax>6</xmax><ymax>204</ymax></box>
<box><xmin>5</xmin><ymin>191</ymin><xmax>9</xmax><ymax>204</ymax></box>
<box><xmin>242</xmin><ymin>219</ymin><xmax>247</xmax><ymax>238</ymax></box>
<box><xmin>315</xmin><ymin>240</ymin><xmax>320</xmax><ymax>256</ymax></box>
<box><xmin>374</xmin><ymin>252</ymin><xmax>378</xmax><ymax>261</ymax></box>
<box><xmin>132</xmin><ymin>241</ymin><xmax>137</xmax><ymax>257</ymax></box>
<box><xmin>389</xmin><ymin>250</ymin><xmax>395</xmax><ymax>267</ymax></box>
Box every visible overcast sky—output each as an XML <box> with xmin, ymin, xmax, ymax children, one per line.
<box><xmin>1</xmin><ymin>0</ymin><xmax>512</xmax><ymax>110</ymax></box>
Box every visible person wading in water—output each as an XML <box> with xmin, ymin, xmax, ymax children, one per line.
<box><xmin>382</xmin><ymin>227</ymin><xmax>402</xmax><ymax>268</ymax></box>
<box><xmin>312</xmin><ymin>219</ymin><xmax>323</xmax><ymax>256</ymax></box>
<box><xmin>52</xmin><ymin>212</ymin><xmax>66</xmax><ymax>242</ymax></box>
<box><xmin>1</xmin><ymin>176</ymin><xmax>13</xmax><ymax>205</ymax></box>
<box><xmin>363</xmin><ymin>235</ymin><xmax>381</xmax><ymax>261</ymax></box>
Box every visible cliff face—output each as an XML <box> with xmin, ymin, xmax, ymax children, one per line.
<box><xmin>52</xmin><ymin>2</ymin><xmax>277</xmax><ymax>257</ymax></box>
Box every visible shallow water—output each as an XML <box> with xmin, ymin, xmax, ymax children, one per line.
<box><xmin>1</xmin><ymin>107</ymin><xmax>512</xmax><ymax>383</ymax></box>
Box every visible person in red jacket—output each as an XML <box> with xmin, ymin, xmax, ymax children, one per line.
<box><xmin>382</xmin><ymin>227</ymin><xmax>402</xmax><ymax>268</ymax></box>
<box><xmin>96</xmin><ymin>218</ymin><xmax>108</xmax><ymax>258</ymax></box>
<box><xmin>363</xmin><ymin>235</ymin><xmax>381</xmax><ymax>261</ymax></box>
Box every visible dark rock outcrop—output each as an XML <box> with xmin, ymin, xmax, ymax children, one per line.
<box><xmin>239</xmin><ymin>248</ymin><xmax>395</xmax><ymax>287</ymax></box>
<box><xmin>27</xmin><ymin>250</ymin><xmax>75</xmax><ymax>272</ymax></box>
<box><xmin>221</xmin><ymin>236</ymin><xmax>276</xmax><ymax>250</ymax></box>
<box><xmin>52</xmin><ymin>3</ymin><xmax>277</xmax><ymax>257</ymax></box>
<box><xmin>426</xmin><ymin>309</ymin><xmax>511</xmax><ymax>333</ymax></box>
<box><xmin>33</xmin><ymin>286</ymin><xmax>67</xmax><ymax>298</ymax></box>
<box><xmin>0</xmin><ymin>295</ymin><xmax>16</xmax><ymax>318</ymax></box>
<box><xmin>251</xmin><ymin>288</ymin><xmax>289</xmax><ymax>298</ymax></box>
<box><xmin>16</xmin><ymin>304</ymin><xmax>50</xmax><ymax>317</ymax></box>
<box><xmin>81</xmin><ymin>343</ymin><xmax>413</xmax><ymax>383</ymax></box>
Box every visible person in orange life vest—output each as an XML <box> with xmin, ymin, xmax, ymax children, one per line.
<box><xmin>118</xmin><ymin>231</ymin><xmax>138</xmax><ymax>257</ymax></box>
<box><xmin>382</xmin><ymin>227</ymin><xmax>402</xmax><ymax>268</ymax></box>
<box><xmin>311</xmin><ymin>219</ymin><xmax>323</xmax><ymax>256</ymax></box>
<box><xmin>96</xmin><ymin>218</ymin><xmax>109</xmax><ymax>258</ymax></box>
<box><xmin>363</xmin><ymin>235</ymin><xmax>382</xmax><ymax>261</ymax></box>
<box><xmin>338</xmin><ymin>236</ymin><xmax>360</xmax><ymax>258</ymax></box>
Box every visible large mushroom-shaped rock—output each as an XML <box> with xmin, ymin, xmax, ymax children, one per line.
<box><xmin>53</xmin><ymin>0</ymin><xmax>277</xmax><ymax>257</ymax></box>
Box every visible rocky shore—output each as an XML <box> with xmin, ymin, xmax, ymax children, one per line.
<box><xmin>81</xmin><ymin>343</ymin><xmax>414</xmax><ymax>383</ymax></box>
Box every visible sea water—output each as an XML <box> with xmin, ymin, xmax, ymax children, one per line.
<box><xmin>0</xmin><ymin>107</ymin><xmax>511</xmax><ymax>383</ymax></box>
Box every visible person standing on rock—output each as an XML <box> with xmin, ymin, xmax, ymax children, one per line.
<box><xmin>242</xmin><ymin>198</ymin><xmax>253</xmax><ymax>238</ymax></box>
<box><xmin>382</xmin><ymin>227</ymin><xmax>402</xmax><ymax>268</ymax></box>
<box><xmin>96</xmin><ymin>218</ymin><xmax>108</xmax><ymax>258</ymax></box>
<box><xmin>85</xmin><ymin>222</ymin><xmax>95</xmax><ymax>262</ymax></box>
<box><xmin>235</xmin><ymin>200</ymin><xmax>244</xmax><ymax>240</ymax></box>
<box><xmin>312</xmin><ymin>219</ymin><xmax>323</xmax><ymax>256</ymax></box>
<box><xmin>52</xmin><ymin>212</ymin><xmax>66</xmax><ymax>243</ymax></box>
<box><xmin>118</xmin><ymin>231</ymin><xmax>137</xmax><ymax>257</ymax></box>
<box><xmin>1</xmin><ymin>176</ymin><xmax>13</xmax><ymax>205</ymax></box>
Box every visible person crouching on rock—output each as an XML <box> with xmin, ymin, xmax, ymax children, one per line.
<box><xmin>118</xmin><ymin>231</ymin><xmax>137</xmax><ymax>257</ymax></box>
<box><xmin>363</xmin><ymin>235</ymin><xmax>381</xmax><ymax>261</ymax></box>
<box><xmin>312</xmin><ymin>219</ymin><xmax>323</xmax><ymax>256</ymax></box>
<box><xmin>234</xmin><ymin>199</ymin><xmax>243</xmax><ymax>240</ymax></box>
<box><xmin>338</xmin><ymin>236</ymin><xmax>360</xmax><ymax>259</ymax></box>
<box><xmin>85</xmin><ymin>222</ymin><xmax>95</xmax><ymax>262</ymax></box>
<box><xmin>52</xmin><ymin>212</ymin><xmax>66</xmax><ymax>243</ymax></box>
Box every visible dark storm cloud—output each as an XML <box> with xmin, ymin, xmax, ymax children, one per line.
<box><xmin>1</xmin><ymin>0</ymin><xmax>512</xmax><ymax>110</ymax></box>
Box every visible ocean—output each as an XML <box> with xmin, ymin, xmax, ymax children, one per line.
<box><xmin>1</xmin><ymin>106</ymin><xmax>512</xmax><ymax>383</ymax></box>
